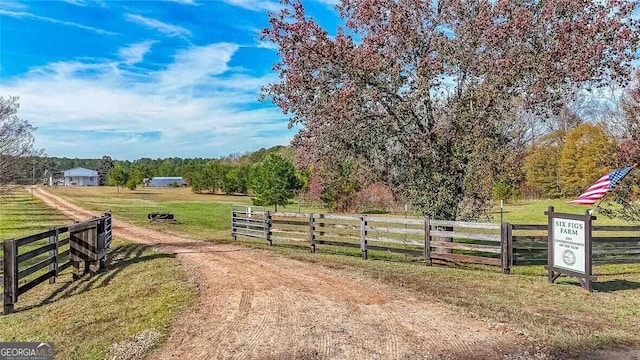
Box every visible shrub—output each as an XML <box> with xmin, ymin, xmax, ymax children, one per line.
<box><xmin>492</xmin><ymin>181</ymin><xmax>520</xmax><ymax>202</ymax></box>
<box><xmin>361</xmin><ymin>209</ymin><xmax>390</xmax><ymax>214</ymax></box>
<box><xmin>349</xmin><ymin>183</ymin><xmax>397</xmax><ymax>212</ymax></box>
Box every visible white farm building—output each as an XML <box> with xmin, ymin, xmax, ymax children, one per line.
<box><xmin>148</xmin><ymin>177</ymin><xmax>185</xmax><ymax>187</ymax></box>
<box><xmin>62</xmin><ymin>167</ymin><xmax>99</xmax><ymax>186</ymax></box>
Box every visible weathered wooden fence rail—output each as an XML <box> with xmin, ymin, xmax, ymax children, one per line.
<box><xmin>231</xmin><ymin>208</ymin><xmax>640</xmax><ymax>271</ymax></box>
<box><xmin>232</xmin><ymin>210</ymin><xmax>512</xmax><ymax>272</ymax></box>
<box><xmin>1</xmin><ymin>212</ymin><xmax>112</xmax><ymax>315</ymax></box>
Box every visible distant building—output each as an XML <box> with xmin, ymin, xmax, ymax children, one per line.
<box><xmin>45</xmin><ymin>169</ymin><xmax>64</xmax><ymax>186</ymax></box>
<box><xmin>148</xmin><ymin>177</ymin><xmax>185</xmax><ymax>187</ymax></box>
<box><xmin>63</xmin><ymin>167</ymin><xmax>99</xmax><ymax>186</ymax></box>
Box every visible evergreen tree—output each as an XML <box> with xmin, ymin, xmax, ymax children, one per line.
<box><xmin>107</xmin><ymin>163</ymin><xmax>129</xmax><ymax>193</ymax></box>
<box><xmin>251</xmin><ymin>154</ymin><xmax>301</xmax><ymax>211</ymax></box>
<box><xmin>96</xmin><ymin>155</ymin><xmax>114</xmax><ymax>186</ymax></box>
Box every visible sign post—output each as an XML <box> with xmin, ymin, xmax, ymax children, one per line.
<box><xmin>545</xmin><ymin>206</ymin><xmax>596</xmax><ymax>292</ymax></box>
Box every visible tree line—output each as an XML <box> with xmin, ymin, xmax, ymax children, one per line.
<box><xmin>104</xmin><ymin>151</ymin><xmax>304</xmax><ymax>211</ymax></box>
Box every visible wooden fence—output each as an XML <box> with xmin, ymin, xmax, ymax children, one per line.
<box><xmin>1</xmin><ymin>212</ymin><xmax>112</xmax><ymax>315</ymax></box>
<box><xmin>232</xmin><ymin>210</ymin><xmax>510</xmax><ymax>272</ymax></box>
<box><xmin>231</xmin><ymin>209</ymin><xmax>640</xmax><ymax>271</ymax></box>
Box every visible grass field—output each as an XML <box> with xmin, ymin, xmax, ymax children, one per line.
<box><xmin>0</xmin><ymin>189</ymin><xmax>196</xmax><ymax>359</ymax></box>
<box><xmin>46</xmin><ymin>186</ymin><xmax>640</xmax><ymax>355</ymax></box>
<box><xmin>48</xmin><ymin>186</ymin><xmax>638</xmax><ymax>237</ymax></box>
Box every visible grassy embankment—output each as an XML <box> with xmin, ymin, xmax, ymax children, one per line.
<box><xmin>0</xmin><ymin>189</ymin><xmax>196</xmax><ymax>359</ymax></box>
<box><xmin>49</xmin><ymin>186</ymin><xmax>640</xmax><ymax>356</ymax></box>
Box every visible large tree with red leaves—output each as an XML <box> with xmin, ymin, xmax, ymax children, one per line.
<box><xmin>262</xmin><ymin>0</ymin><xmax>639</xmax><ymax>219</ymax></box>
<box><xmin>598</xmin><ymin>70</ymin><xmax>640</xmax><ymax>222</ymax></box>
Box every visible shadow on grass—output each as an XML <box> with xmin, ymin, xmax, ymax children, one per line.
<box><xmin>594</xmin><ymin>279</ymin><xmax>640</xmax><ymax>293</ymax></box>
<box><xmin>17</xmin><ymin>244</ymin><xmax>174</xmax><ymax>313</ymax></box>
<box><xmin>0</xmin><ymin>197</ymin><xmax>36</xmax><ymax>202</ymax></box>
<box><xmin>141</xmin><ymin>240</ymin><xmax>253</xmax><ymax>254</ymax></box>
<box><xmin>488</xmin><ymin>210</ymin><xmax>512</xmax><ymax>214</ymax></box>
<box><xmin>553</xmin><ymin>278</ymin><xmax>640</xmax><ymax>293</ymax></box>
<box><xmin>0</xmin><ymin>211</ymin><xmax>66</xmax><ymax>216</ymax></box>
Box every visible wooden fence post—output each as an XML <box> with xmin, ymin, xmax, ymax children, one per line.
<box><xmin>507</xmin><ymin>223</ymin><xmax>513</xmax><ymax>273</ymax></box>
<box><xmin>88</xmin><ymin>225</ymin><xmax>100</xmax><ymax>274</ymax></box>
<box><xmin>104</xmin><ymin>212</ymin><xmax>112</xmax><ymax>269</ymax></box>
<box><xmin>49</xmin><ymin>228</ymin><xmax>59</xmax><ymax>284</ymax></box>
<box><xmin>501</xmin><ymin>223</ymin><xmax>506</xmax><ymax>273</ymax></box>
<box><xmin>3</xmin><ymin>239</ymin><xmax>17</xmax><ymax>315</ymax></box>
<box><xmin>71</xmin><ymin>221</ymin><xmax>81</xmax><ymax>281</ymax></box>
<box><xmin>361</xmin><ymin>215</ymin><xmax>368</xmax><ymax>260</ymax></box>
<box><xmin>501</xmin><ymin>222</ymin><xmax>513</xmax><ymax>274</ymax></box>
<box><xmin>424</xmin><ymin>218</ymin><xmax>432</xmax><ymax>266</ymax></box>
<box><xmin>231</xmin><ymin>210</ymin><xmax>237</xmax><ymax>240</ymax></box>
<box><xmin>309</xmin><ymin>213</ymin><xmax>316</xmax><ymax>253</ymax></box>
<box><xmin>107</xmin><ymin>212</ymin><xmax>113</xmax><ymax>246</ymax></box>
<box><xmin>265</xmin><ymin>211</ymin><xmax>272</xmax><ymax>246</ymax></box>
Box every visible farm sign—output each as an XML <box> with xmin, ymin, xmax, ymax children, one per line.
<box><xmin>545</xmin><ymin>206</ymin><xmax>595</xmax><ymax>292</ymax></box>
<box><xmin>552</xmin><ymin>218</ymin><xmax>586</xmax><ymax>273</ymax></box>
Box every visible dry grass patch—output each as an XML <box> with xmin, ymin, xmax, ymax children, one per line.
<box><xmin>49</xmin><ymin>186</ymin><xmax>252</xmax><ymax>205</ymax></box>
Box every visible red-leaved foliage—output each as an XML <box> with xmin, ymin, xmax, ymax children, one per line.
<box><xmin>631</xmin><ymin>70</ymin><xmax>640</xmax><ymax>103</ymax></box>
<box><xmin>306</xmin><ymin>174</ymin><xmax>324</xmax><ymax>202</ymax></box>
<box><xmin>348</xmin><ymin>183</ymin><xmax>397</xmax><ymax>212</ymax></box>
<box><xmin>618</xmin><ymin>139</ymin><xmax>639</xmax><ymax>166</ymax></box>
<box><xmin>262</xmin><ymin>0</ymin><xmax>640</xmax><ymax>219</ymax></box>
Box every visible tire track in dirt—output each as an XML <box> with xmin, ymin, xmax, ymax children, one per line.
<box><xmin>279</xmin><ymin>289</ymin><xmax>326</xmax><ymax>359</ymax></box>
<box><xmin>391</xmin><ymin>301</ymin><xmax>505</xmax><ymax>359</ymax></box>
<box><xmin>370</xmin><ymin>305</ymin><xmax>400</xmax><ymax>359</ymax></box>
<box><xmin>207</xmin><ymin>290</ymin><xmax>254</xmax><ymax>356</ymax></box>
<box><xmin>285</xmin><ymin>290</ymin><xmax>331</xmax><ymax>359</ymax></box>
<box><xmin>233</xmin><ymin>291</ymin><xmax>276</xmax><ymax>360</ymax></box>
<box><xmin>32</xmin><ymin>187</ymin><xmax>533</xmax><ymax>360</ymax></box>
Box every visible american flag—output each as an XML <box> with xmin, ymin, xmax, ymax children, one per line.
<box><xmin>567</xmin><ymin>167</ymin><xmax>633</xmax><ymax>205</ymax></box>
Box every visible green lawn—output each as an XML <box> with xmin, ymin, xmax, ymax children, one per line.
<box><xmin>497</xmin><ymin>199</ymin><xmax>635</xmax><ymax>225</ymax></box>
<box><xmin>49</xmin><ymin>186</ymin><xmax>240</xmax><ymax>239</ymax></box>
<box><xmin>0</xmin><ymin>189</ymin><xmax>196</xmax><ymax>359</ymax></box>
<box><xmin>47</xmin><ymin>187</ymin><xmax>640</xmax><ymax>356</ymax></box>
<box><xmin>0</xmin><ymin>191</ymin><xmax>69</xmax><ymax>240</ymax></box>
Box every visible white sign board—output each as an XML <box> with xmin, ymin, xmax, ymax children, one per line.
<box><xmin>552</xmin><ymin>218</ymin><xmax>586</xmax><ymax>274</ymax></box>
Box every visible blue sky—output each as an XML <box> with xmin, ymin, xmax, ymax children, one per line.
<box><xmin>0</xmin><ymin>0</ymin><xmax>341</xmax><ymax>160</ymax></box>
<box><xmin>1</xmin><ymin>1</ymin><xmax>639</xmax><ymax>160</ymax></box>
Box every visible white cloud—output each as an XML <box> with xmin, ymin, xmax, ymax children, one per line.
<box><xmin>124</xmin><ymin>13</ymin><xmax>192</xmax><ymax>38</ymax></box>
<box><xmin>256</xmin><ymin>40</ymin><xmax>278</xmax><ymax>50</ymax></box>
<box><xmin>158</xmin><ymin>43</ymin><xmax>238</xmax><ymax>89</ymax></box>
<box><xmin>166</xmin><ymin>0</ymin><xmax>198</xmax><ymax>4</ymax></box>
<box><xmin>315</xmin><ymin>0</ymin><xmax>339</xmax><ymax>5</ymax></box>
<box><xmin>220</xmin><ymin>0</ymin><xmax>282</xmax><ymax>13</ymax></box>
<box><xmin>0</xmin><ymin>9</ymin><xmax>118</xmax><ymax>35</ymax></box>
<box><xmin>61</xmin><ymin>0</ymin><xmax>87</xmax><ymax>6</ymax></box>
<box><xmin>118</xmin><ymin>41</ymin><xmax>157</xmax><ymax>65</ymax></box>
<box><xmin>0</xmin><ymin>43</ymin><xmax>291</xmax><ymax>159</ymax></box>
<box><xmin>0</xmin><ymin>1</ymin><xmax>28</xmax><ymax>11</ymax></box>
<box><xmin>59</xmin><ymin>0</ymin><xmax>108</xmax><ymax>7</ymax></box>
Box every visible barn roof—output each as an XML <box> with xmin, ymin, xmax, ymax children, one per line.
<box><xmin>63</xmin><ymin>167</ymin><xmax>98</xmax><ymax>177</ymax></box>
<box><xmin>151</xmin><ymin>177</ymin><xmax>183</xmax><ymax>180</ymax></box>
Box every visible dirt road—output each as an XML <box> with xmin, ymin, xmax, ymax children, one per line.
<box><xmin>34</xmin><ymin>187</ymin><xmax>531</xmax><ymax>359</ymax></box>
